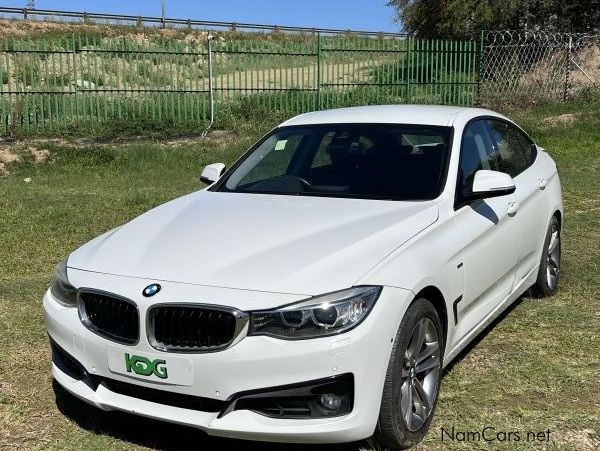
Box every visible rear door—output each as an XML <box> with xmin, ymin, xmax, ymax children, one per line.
<box><xmin>486</xmin><ymin>119</ymin><xmax>549</xmax><ymax>283</ymax></box>
<box><xmin>453</xmin><ymin>119</ymin><xmax>520</xmax><ymax>339</ymax></box>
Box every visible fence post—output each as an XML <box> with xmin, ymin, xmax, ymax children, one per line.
<box><xmin>72</xmin><ymin>32</ymin><xmax>77</xmax><ymax>120</ymax></box>
<box><xmin>316</xmin><ymin>32</ymin><xmax>322</xmax><ymax>110</ymax></box>
<box><xmin>406</xmin><ymin>37</ymin><xmax>411</xmax><ymax>100</ymax></box>
<box><xmin>477</xmin><ymin>30</ymin><xmax>484</xmax><ymax>105</ymax></box>
<box><xmin>563</xmin><ymin>35</ymin><xmax>572</xmax><ymax>101</ymax></box>
<box><xmin>207</xmin><ymin>35</ymin><xmax>214</xmax><ymax>127</ymax></box>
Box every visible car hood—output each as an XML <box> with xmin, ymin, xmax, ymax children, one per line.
<box><xmin>69</xmin><ymin>191</ymin><xmax>438</xmax><ymax>295</ymax></box>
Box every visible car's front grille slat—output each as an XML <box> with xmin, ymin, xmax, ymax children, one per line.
<box><xmin>214</xmin><ymin>312</ymin><xmax>221</xmax><ymax>346</ymax></box>
<box><xmin>79</xmin><ymin>291</ymin><xmax>139</xmax><ymax>345</ymax></box>
<box><xmin>150</xmin><ymin>305</ymin><xmax>240</xmax><ymax>352</ymax></box>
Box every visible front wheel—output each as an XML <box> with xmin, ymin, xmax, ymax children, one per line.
<box><xmin>371</xmin><ymin>298</ymin><xmax>443</xmax><ymax>450</ymax></box>
<box><xmin>532</xmin><ymin>216</ymin><xmax>561</xmax><ymax>297</ymax></box>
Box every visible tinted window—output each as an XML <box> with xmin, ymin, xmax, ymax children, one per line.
<box><xmin>236</xmin><ymin>134</ymin><xmax>303</xmax><ymax>186</ymax></box>
<box><xmin>515</xmin><ymin>128</ymin><xmax>536</xmax><ymax>165</ymax></box>
<box><xmin>458</xmin><ymin>119</ymin><xmax>499</xmax><ymax>198</ymax></box>
<box><xmin>311</xmin><ymin>132</ymin><xmax>335</xmax><ymax>169</ymax></box>
<box><xmin>218</xmin><ymin>124</ymin><xmax>452</xmax><ymax>200</ymax></box>
<box><xmin>487</xmin><ymin>120</ymin><xmax>530</xmax><ymax>177</ymax></box>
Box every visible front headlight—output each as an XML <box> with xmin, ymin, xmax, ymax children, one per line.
<box><xmin>50</xmin><ymin>259</ymin><xmax>78</xmax><ymax>307</ymax></box>
<box><xmin>249</xmin><ymin>286</ymin><xmax>382</xmax><ymax>339</ymax></box>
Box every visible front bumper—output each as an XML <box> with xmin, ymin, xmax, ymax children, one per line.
<box><xmin>44</xmin><ymin>270</ymin><xmax>412</xmax><ymax>444</ymax></box>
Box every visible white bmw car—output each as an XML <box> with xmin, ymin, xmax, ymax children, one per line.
<box><xmin>44</xmin><ymin>105</ymin><xmax>563</xmax><ymax>449</ymax></box>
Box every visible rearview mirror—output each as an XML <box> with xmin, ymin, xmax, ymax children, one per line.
<box><xmin>200</xmin><ymin>163</ymin><xmax>226</xmax><ymax>185</ymax></box>
<box><xmin>471</xmin><ymin>170</ymin><xmax>516</xmax><ymax>199</ymax></box>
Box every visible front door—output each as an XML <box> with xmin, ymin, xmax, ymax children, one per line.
<box><xmin>453</xmin><ymin>119</ymin><xmax>520</xmax><ymax>340</ymax></box>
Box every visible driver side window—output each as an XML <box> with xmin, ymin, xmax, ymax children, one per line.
<box><xmin>457</xmin><ymin>119</ymin><xmax>499</xmax><ymax>204</ymax></box>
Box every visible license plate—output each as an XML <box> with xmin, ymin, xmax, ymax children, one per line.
<box><xmin>106</xmin><ymin>345</ymin><xmax>194</xmax><ymax>386</ymax></box>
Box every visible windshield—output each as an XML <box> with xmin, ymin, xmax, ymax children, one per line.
<box><xmin>215</xmin><ymin>123</ymin><xmax>452</xmax><ymax>200</ymax></box>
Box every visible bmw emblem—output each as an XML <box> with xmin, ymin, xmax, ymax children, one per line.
<box><xmin>143</xmin><ymin>283</ymin><xmax>161</xmax><ymax>298</ymax></box>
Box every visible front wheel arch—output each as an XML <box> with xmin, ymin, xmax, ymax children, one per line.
<box><xmin>413</xmin><ymin>286</ymin><xmax>448</xmax><ymax>347</ymax></box>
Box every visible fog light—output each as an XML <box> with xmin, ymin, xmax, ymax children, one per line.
<box><xmin>319</xmin><ymin>393</ymin><xmax>342</xmax><ymax>410</ymax></box>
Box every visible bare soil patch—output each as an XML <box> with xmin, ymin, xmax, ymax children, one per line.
<box><xmin>0</xmin><ymin>147</ymin><xmax>20</xmax><ymax>176</ymax></box>
<box><xmin>542</xmin><ymin>113</ymin><xmax>577</xmax><ymax>126</ymax></box>
<box><xmin>0</xmin><ymin>129</ymin><xmax>241</xmax><ymax>173</ymax></box>
<box><xmin>27</xmin><ymin>146</ymin><xmax>50</xmax><ymax>162</ymax></box>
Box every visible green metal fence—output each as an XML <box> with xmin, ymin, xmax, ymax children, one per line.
<box><xmin>0</xmin><ymin>32</ymin><xmax>479</xmax><ymax>134</ymax></box>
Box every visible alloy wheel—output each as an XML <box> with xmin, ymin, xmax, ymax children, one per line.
<box><xmin>400</xmin><ymin>317</ymin><xmax>441</xmax><ymax>432</ymax></box>
<box><xmin>546</xmin><ymin>222</ymin><xmax>561</xmax><ymax>290</ymax></box>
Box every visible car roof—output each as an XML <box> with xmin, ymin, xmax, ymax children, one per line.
<box><xmin>279</xmin><ymin>104</ymin><xmax>504</xmax><ymax>127</ymax></box>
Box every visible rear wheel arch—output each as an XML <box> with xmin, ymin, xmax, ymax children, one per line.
<box><xmin>532</xmin><ymin>214</ymin><xmax>562</xmax><ymax>297</ymax></box>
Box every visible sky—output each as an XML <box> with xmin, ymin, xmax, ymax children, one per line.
<box><xmin>4</xmin><ymin>0</ymin><xmax>399</xmax><ymax>33</ymax></box>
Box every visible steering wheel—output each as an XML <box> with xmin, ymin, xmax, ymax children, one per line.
<box><xmin>282</xmin><ymin>175</ymin><xmax>311</xmax><ymax>187</ymax></box>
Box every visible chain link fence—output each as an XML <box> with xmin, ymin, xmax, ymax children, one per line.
<box><xmin>480</xmin><ymin>30</ymin><xmax>600</xmax><ymax>107</ymax></box>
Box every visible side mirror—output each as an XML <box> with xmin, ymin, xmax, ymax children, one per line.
<box><xmin>471</xmin><ymin>170</ymin><xmax>516</xmax><ymax>199</ymax></box>
<box><xmin>200</xmin><ymin>163</ymin><xmax>226</xmax><ymax>185</ymax></box>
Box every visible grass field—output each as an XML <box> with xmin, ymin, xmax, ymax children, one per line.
<box><xmin>0</xmin><ymin>101</ymin><xmax>598</xmax><ymax>450</ymax></box>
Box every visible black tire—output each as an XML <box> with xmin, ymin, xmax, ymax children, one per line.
<box><xmin>371</xmin><ymin>298</ymin><xmax>444</xmax><ymax>450</ymax></box>
<box><xmin>531</xmin><ymin>215</ymin><xmax>561</xmax><ymax>298</ymax></box>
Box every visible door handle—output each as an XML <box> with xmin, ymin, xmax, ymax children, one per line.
<box><xmin>539</xmin><ymin>178</ymin><xmax>547</xmax><ymax>190</ymax></box>
<box><xmin>507</xmin><ymin>201</ymin><xmax>519</xmax><ymax>216</ymax></box>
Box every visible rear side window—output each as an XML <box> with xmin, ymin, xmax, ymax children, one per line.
<box><xmin>486</xmin><ymin>120</ymin><xmax>531</xmax><ymax>177</ymax></box>
<box><xmin>515</xmin><ymin>129</ymin><xmax>536</xmax><ymax>165</ymax></box>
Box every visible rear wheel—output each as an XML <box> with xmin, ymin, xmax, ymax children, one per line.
<box><xmin>532</xmin><ymin>216</ymin><xmax>561</xmax><ymax>297</ymax></box>
<box><xmin>371</xmin><ymin>298</ymin><xmax>443</xmax><ymax>450</ymax></box>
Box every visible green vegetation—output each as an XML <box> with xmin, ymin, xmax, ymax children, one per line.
<box><xmin>387</xmin><ymin>0</ymin><xmax>599</xmax><ymax>37</ymax></box>
<box><xmin>0</xmin><ymin>100</ymin><xmax>599</xmax><ymax>450</ymax></box>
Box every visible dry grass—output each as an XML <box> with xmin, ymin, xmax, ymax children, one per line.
<box><xmin>570</xmin><ymin>44</ymin><xmax>600</xmax><ymax>93</ymax></box>
<box><xmin>0</xmin><ymin>142</ymin><xmax>54</xmax><ymax>175</ymax></box>
<box><xmin>0</xmin><ymin>18</ymin><xmax>211</xmax><ymax>40</ymax></box>
<box><xmin>0</xmin><ymin>146</ymin><xmax>20</xmax><ymax>176</ymax></box>
<box><xmin>542</xmin><ymin>113</ymin><xmax>577</xmax><ymax>126</ymax></box>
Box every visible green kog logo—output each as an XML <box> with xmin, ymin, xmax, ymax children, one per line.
<box><xmin>124</xmin><ymin>353</ymin><xmax>168</xmax><ymax>379</ymax></box>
